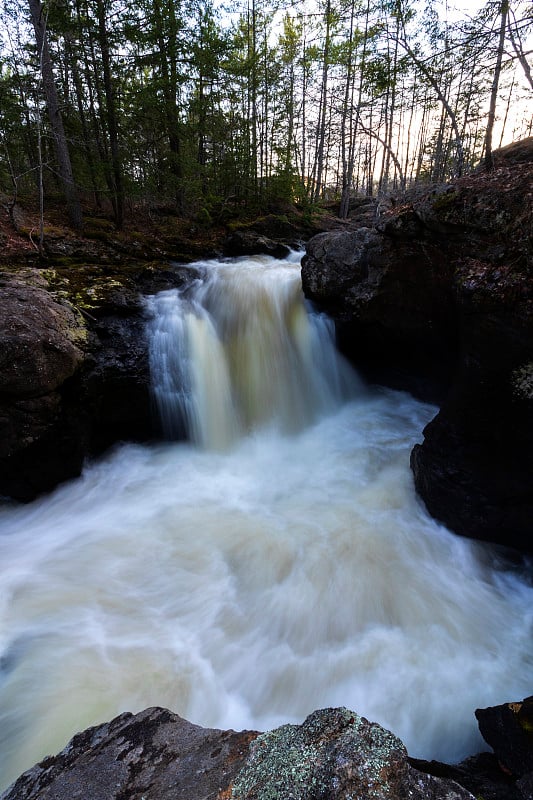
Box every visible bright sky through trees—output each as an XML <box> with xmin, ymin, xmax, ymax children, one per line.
<box><xmin>0</xmin><ymin>0</ymin><xmax>531</xmax><ymax>224</ymax></box>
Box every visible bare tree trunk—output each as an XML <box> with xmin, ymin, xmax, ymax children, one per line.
<box><xmin>339</xmin><ymin>0</ymin><xmax>356</xmax><ymax>219</ymax></box>
<box><xmin>65</xmin><ymin>28</ymin><xmax>102</xmax><ymax>207</ymax></box>
<box><xmin>484</xmin><ymin>0</ymin><xmax>509</xmax><ymax>170</ymax></box>
<box><xmin>356</xmin><ymin>110</ymin><xmax>406</xmax><ymax>190</ymax></box>
<box><xmin>499</xmin><ymin>73</ymin><xmax>516</xmax><ymax>147</ymax></box>
<box><xmin>313</xmin><ymin>0</ymin><xmax>332</xmax><ymax>202</ymax></box>
<box><xmin>96</xmin><ymin>0</ymin><xmax>124</xmax><ymax>226</ymax></box>
<box><xmin>507</xmin><ymin>9</ymin><xmax>533</xmax><ymax>91</ymax></box>
<box><xmin>397</xmin><ymin>31</ymin><xmax>464</xmax><ymax>176</ymax></box>
<box><xmin>28</xmin><ymin>0</ymin><xmax>82</xmax><ymax>230</ymax></box>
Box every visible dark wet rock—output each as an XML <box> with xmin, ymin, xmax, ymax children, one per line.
<box><xmin>0</xmin><ymin>391</ymin><xmax>86</xmax><ymax>501</ymax></box>
<box><xmin>223</xmin><ymin>230</ymin><xmax>291</xmax><ymax>259</ymax></box>
<box><xmin>302</xmin><ymin>136</ymin><xmax>533</xmax><ymax>552</ymax></box>
<box><xmin>410</xmin><ymin>259</ymin><xmax>533</xmax><ymax>553</ymax></box>
<box><xmin>0</xmin><ymin>275</ymin><xmax>85</xmax><ymax>398</ymax></box>
<box><xmin>409</xmin><ymin>752</ymin><xmax>521</xmax><ymax>800</ymax></box>
<box><xmin>0</xmin><ymin>262</ymin><xmax>193</xmax><ymax>501</ymax></box>
<box><xmin>0</xmin><ymin>706</ymin><xmax>475</xmax><ymax>800</ymax></box>
<box><xmin>302</xmin><ymin>227</ymin><xmax>457</xmax><ymax>401</ymax></box>
<box><xmin>78</xmin><ymin>310</ymin><xmax>153</xmax><ymax>455</ymax></box>
<box><xmin>0</xmin><ymin>272</ymin><xmax>87</xmax><ymax>499</ymax></box>
<box><xmin>475</xmin><ymin>697</ymin><xmax>533</xmax><ymax>783</ymax></box>
<box><xmin>518</xmin><ymin>772</ymin><xmax>533</xmax><ymax>800</ymax></box>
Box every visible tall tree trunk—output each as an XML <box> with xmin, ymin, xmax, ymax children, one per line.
<box><xmin>64</xmin><ymin>29</ymin><xmax>102</xmax><ymax>207</ymax></box>
<box><xmin>313</xmin><ymin>0</ymin><xmax>332</xmax><ymax>202</ymax></box>
<box><xmin>339</xmin><ymin>0</ymin><xmax>356</xmax><ymax>219</ymax></box>
<box><xmin>484</xmin><ymin>0</ymin><xmax>509</xmax><ymax>170</ymax></box>
<box><xmin>95</xmin><ymin>0</ymin><xmax>124</xmax><ymax>227</ymax></box>
<box><xmin>28</xmin><ymin>0</ymin><xmax>82</xmax><ymax>230</ymax></box>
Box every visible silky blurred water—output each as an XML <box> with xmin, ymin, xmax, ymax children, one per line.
<box><xmin>0</xmin><ymin>253</ymin><xmax>532</xmax><ymax>792</ymax></box>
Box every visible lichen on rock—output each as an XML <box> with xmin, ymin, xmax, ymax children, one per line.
<box><xmin>231</xmin><ymin>708</ymin><xmax>474</xmax><ymax>800</ymax></box>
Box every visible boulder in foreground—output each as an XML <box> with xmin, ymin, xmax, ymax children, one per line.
<box><xmin>0</xmin><ymin>707</ymin><xmax>475</xmax><ymax>800</ymax></box>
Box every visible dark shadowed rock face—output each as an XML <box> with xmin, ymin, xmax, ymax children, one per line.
<box><xmin>475</xmin><ymin>696</ymin><xmax>533</xmax><ymax>793</ymax></box>
<box><xmin>410</xmin><ymin>257</ymin><xmax>533</xmax><ymax>553</ymax></box>
<box><xmin>302</xmin><ymin>227</ymin><xmax>457</xmax><ymax>401</ymax></box>
<box><xmin>0</xmin><ymin>707</ymin><xmax>475</xmax><ymax>800</ymax></box>
<box><xmin>409</xmin><ymin>752</ymin><xmax>521</xmax><ymax>800</ymax></box>
<box><xmin>301</xmin><ymin>138</ymin><xmax>533</xmax><ymax>553</ymax></box>
<box><xmin>0</xmin><ymin>272</ymin><xmax>87</xmax><ymax>499</ymax></box>
<box><xmin>0</xmin><ymin>263</ymin><xmax>190</xmax><ymax>502</ymax></box>
<box><xmin>223</xmin><ymin>230</ymin><xmax>291</xmax><ymax>259</ymax></box>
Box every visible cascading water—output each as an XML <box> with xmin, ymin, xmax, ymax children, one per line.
<box><xmin>0</xmin><ymin>252</ymin><xmax>532</xmax><ymax>793</ymax></box>
<box><xmin>146</xmin><ymin>251</ymin><xmax>359</xmax><ymax>447</ymax></box>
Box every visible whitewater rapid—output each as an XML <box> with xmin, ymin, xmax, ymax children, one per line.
<box><xmin>0</xmin><ymin>252</ymin><xmax>531</xmax><ymax>791</ymax></box>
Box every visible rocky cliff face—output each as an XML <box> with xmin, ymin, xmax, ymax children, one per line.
<box><xmin>0</xmin><ymin>270</ymin><xmax>87</xmax><ymax>499</ymax></box>
<box><xmin>0</xmin><ymin>263</ymin><xmax>188</xmax><ymax>501</ymax></box>
<box><xmin>302</xmin><ymin>138</ymin><xmax>533</xmax><ymax>554</ymax></box>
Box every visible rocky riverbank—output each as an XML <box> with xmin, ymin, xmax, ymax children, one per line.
<box><xmin>2</xmin><ymin>141</ymin><xmax>532</xmax><ymax>549</ymax></box>
<box><xmin>302</xmin><ymin>138</ymin><xmax>533</xmax><ymax>554</ymax></box>
<box><xmin>0</xmin><ymin>206</ymin><xmax>322</xmax><ymax>502</ymax></box>
<box><xmin>2</xmin><ymin>697</ymin><xmax>532</xmax><ymax>800</ymax></box>
<box><xmin>0</xmin><ymin>261</ymin><xmax>187</xmax><ymax>500</ymax></box>
<box><xmin>0</xmin><ymin>198</ymin><xmax>340</xmax><ymax>501</ymax></box>
<box><xmin>0</xmin><ymin>150</ymin><xmax>532</xmax><ymax>799</ymax></box>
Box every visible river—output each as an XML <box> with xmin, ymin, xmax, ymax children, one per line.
<box><xmin>0</xmin><ymin>252</ymin><xmax>531</xmax><ymax>791</ymax></box>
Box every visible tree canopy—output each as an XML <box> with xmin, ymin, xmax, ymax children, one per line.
<box><xmin>0</xmin><ymin>0</ymin><xmax>531</xmax><ymax>226</ymax></box>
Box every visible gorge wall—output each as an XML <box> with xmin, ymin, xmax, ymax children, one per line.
<box><xmin>0</xmin><ymin>262</ymin><xmax>188</xmax><ymax>501</ymax></box>
<box><xmin>302</xmin><ymin>138</ymin><xmax>533</xmax><ymax>554</ymax></box>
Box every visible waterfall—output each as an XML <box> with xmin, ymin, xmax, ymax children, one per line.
<box><xmin>0</xmin><ymin>252</ymin><xmax>532</xmax><ymax>793</ymax></box>
<box><xmin>146</xmin><ymin>253</ymin><xmax>359</xmax><ymax>447</ymax></box>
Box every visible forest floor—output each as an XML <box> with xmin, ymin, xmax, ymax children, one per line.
<box><xmin>0</xmin><ymin>194</ymin><xmax>348</xmax><ymax>269</ymax></box>
<box><xmin>2</xmin><ymin>136</ymin><xmax>531</xmax><ymax>271</ymax></box>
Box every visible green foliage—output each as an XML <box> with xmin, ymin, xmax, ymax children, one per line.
<box><xmin>0</xmin><ymin>0</ymin><xmax>530</xmax><ymax>222</ymax></box>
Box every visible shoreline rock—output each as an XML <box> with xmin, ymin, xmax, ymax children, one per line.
<box><xmin>0</xmin><ymin>262</ymin><xmax>191</xmax><ymax>501</ymax></box>
<box><xmin>0</xmin><ymin>707</ymin><xmax>477</xmax><ymax>800</ymax></box>
<box><xmin>302</xmin><ymin>137</ymin><xmax>533</xmax><ymax>553</ymax></box>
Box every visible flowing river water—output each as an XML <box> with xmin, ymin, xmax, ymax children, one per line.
<box><xmin>0</xmin><ymin>252</ymin><xmax>532</xmax><ymax>791</ymax></box>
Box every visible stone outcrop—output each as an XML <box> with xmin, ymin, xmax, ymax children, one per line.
<box><xmin>475</xmin><ymin>696</ymin><xmax>533</xmax><ymax>798</ymax></box>
<box><xmin>302</xmin><ymin>226</ymin><xmax>457</xmax><ymax>400</ymax></box>
<box><xmin>0</xmin><ymin>262</ymin><xmax>189</xmax><ymax>501</ymax></box>
<box><xmin>232</xmin><ymin>708</ymin><xmax>474</xmax><ymax>800</ymax></box>
<box><xmin>410</xmin><ymin>258</ymin><xmax>532</xmax><ymax>551</ymax></box>
<box><xmin>223</xmin><ymin>230</ymin><xmax>291</xmax><ymax>259</ymax></box>
<box><xmin>0</xmin><ymin>270</ymin><xmax>87</xmax><ymax>499</ymax></box>
<box><xmin>0</xmin><ymin>707</ymin><xmax>476</xmax><ymax>800</ymax></box>
<box><xmin>302</xmin><ymin>138</ymin><xmax>533</xmax><ymax>553</ymax></box>
<box><xmin>409</xmin><ymin>752</ymin><xmax>521</xmax><ymax>800</ymax></box>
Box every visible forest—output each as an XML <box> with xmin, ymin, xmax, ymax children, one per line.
<box><xmin>0</xmin><ymin>0</ymin><xmax>532</xmax><ymax>231</ymax></box>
